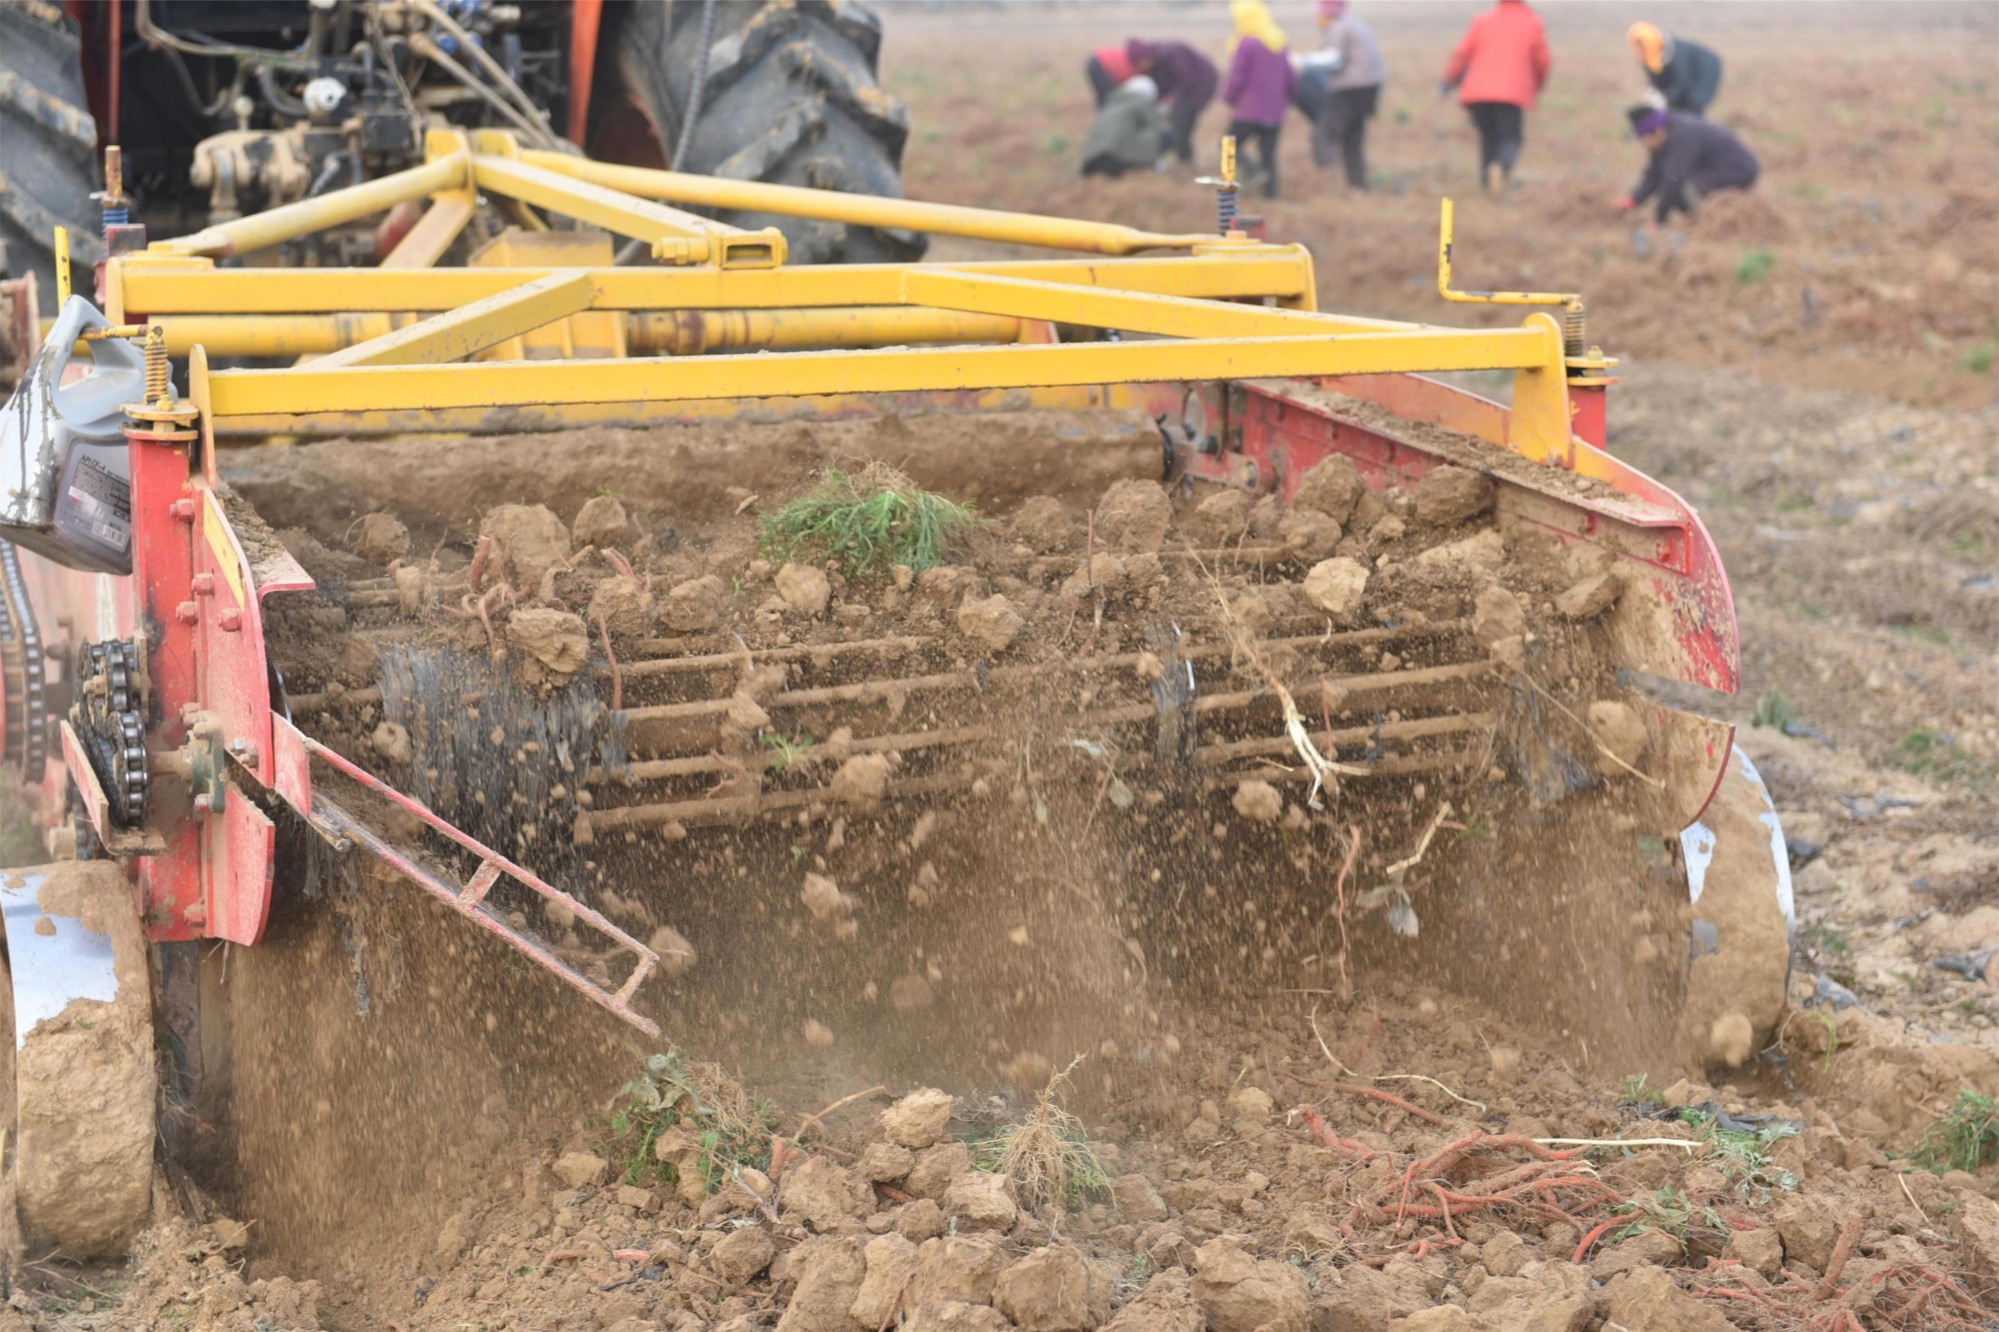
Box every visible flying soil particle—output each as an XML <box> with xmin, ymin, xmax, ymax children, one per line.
<box><xmin>1709</xmin><ymin>1012</ymin><xmax>1755</xmax><ymax>1068</ymax></box>
<box><xmin>1231</xmin><ymin>780</ymin><xmax>1284</xmax><ymax>824</ymax></box>
<box><xmin>804</xmin><ymin>1019</ymin><xmax>836</xmax><ymax>1049</ymax></box>
<box><xmin>1010</xmin><ymin>495</ymin><xmax>1074</xmax><ymax>549</ymax></box>
<box><xmin>370</xmin><ymin>720</ymin><xmax>413</xmax><ymax>765</ymax></box>
<box><xmin>802</xmin><ymin>872</ymin><xmax>855</xmax><ymax>921</ymax></box>
<box><xmin>650</xmin><ymin>925</ymin><xmax>698</xmax><ymax>977</ymax></box>
<box><xmin>831</xmin><ymin>753</ymin><xmax>892</xmax><ymax>812</ymax></box>
<box><xmin>1585</xmin><ymin>701</ymin><xmax>1651</xmax><ymax>776</ymax></box>
<box><xmin>957</xmin><ymin>594</ymin><xmax>1025</xmax><ymax>655</ymax></box>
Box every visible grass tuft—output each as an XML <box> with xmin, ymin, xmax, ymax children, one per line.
<box><xmin>1909</xmin><ymin>1089</ymin><xmax>1999</xmax><ymax>1175</ymax></box>
<box><xmin>972</xmin><ymin>1056</ymin><xmax>1107</xmax><ymax>1212</ymax></box>
<box><xmin>600</xmin><ymin>1049</ymin><xmax>777</xmax><ymax>1194</ymax></box>
<box><xmin>759</xmin><ymin>463</ymin><xmax>977</xmax><ymax>579</ymax></box>
<box><xmin>1750</xmin><ymin>689</ymin><xmax>1795</xmax><ymax>730</ymax></box>
<box><xmin>1734</xmin><ymin>247</ymin><xmax>1777</xmax><ymax>285</ymax></box>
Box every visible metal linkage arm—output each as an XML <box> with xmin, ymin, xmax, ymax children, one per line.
<box><xmin>518</xmin><ymin>150</ymin><xmax>1226</xmax><ymax>256</ymax></box>
<box><xmin>287</xmin><ymin>723</ymin><xmax>661</xmax><ymax>1037</ymax></box>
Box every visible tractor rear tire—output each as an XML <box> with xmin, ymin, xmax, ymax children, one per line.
<box><xmin>599</xmin><ymin>0</ymin><xmax>924</xmax><ymax>265</ymax></box>
<box><xmin>0</xmin><ymin>1</ymin><xmax>100</xmax><ymax>298</ymax></box>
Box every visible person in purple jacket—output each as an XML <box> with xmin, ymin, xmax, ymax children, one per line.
<box><xmin>1221</xmin><ymin>0</ymin><xmax>1296</xmax><ymax>198</ymax></box>
<box><xmin>1127</xmin><ymin>39</ymin><xmax>1219</xmax><ymax>166</ymax></box>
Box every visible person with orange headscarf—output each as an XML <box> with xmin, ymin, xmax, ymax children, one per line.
<box><xmin>1627</xmin><ymin>23</ymin><xmax>1723</xmax><ymax>116</ymax></box>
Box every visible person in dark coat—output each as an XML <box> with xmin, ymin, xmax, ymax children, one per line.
<box><xmin>1306</xmin><ymin>0</ymin><xmax>1385</xmax><ymax>190</ymax></box>
<box><xmin>1614</xmin><ymin>105</ymin><xmax>1758</xmax><ymax>223</ymax></box>
<box><xmin>1127</xmin><ymin>40</ymin><xmax>1218</xmax><ymax>166</ymax></box>
<box><xmin>1085</xmin><ymin>43</ymin><xmax>1136</xmax><ymax>107</ymax></box>
<box><xmin>1628</xmin><ymin>23</ymin><xmax>1723</xmax><ymax>115</ymax></box>
<box><xmin>1222</xmin><ymin>0</ymin><xmax>1296</xmax><ymax>199</ymax></box>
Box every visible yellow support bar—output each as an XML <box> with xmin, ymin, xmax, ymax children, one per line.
<box><xmin>519</xmin><ymin>150</ymin><xmax>1228</xmax><ymax>256</ymax></box>
<box><xmin>111</xmin><ymin>250</ymin><xmax>1320</xmax><ymax>316</ymax></box>
<box><xmin>152</xmin><ymin>153</ymin><xmax>470</xmax><ymax>258</ymax></box>
<box><xmin>312</xmin><ymin>271</ymin><xmax>597</xmax><ymax>368</ymax></box>
<box><xmin>898</xmin><ymin>269</ymin><xmax>1400</xmax><ymax>339</ymax></box>
<box><xmin>381</xmin><ymin>193</ymin><xmax>477</xmax><ymax>270</ymax></box>
<box><xmin>629</xmin><ymin>307</ymin><xmax>1022</xmax><ymax>354</ymax></box>
<box><xmin>139</xmin><ymin>306</ymin><xmax>1020</xmax><ymax>358</ymax></box>
<box><xmin>1437</xmin><ymin>198</ymin><xmax>1579</xmax><ymax>307</ymax></box>
<box><xmin>202</xmin><ymin>325</ymin><xmax>1557</xmax><ymax>419</ymax></box>
<box><xmin>470</xmin><ymin>153</ymin><xmax>730</xmax><ymax>245</ymax></box>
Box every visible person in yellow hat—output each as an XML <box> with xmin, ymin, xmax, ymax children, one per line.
<box><xmin>1627</xmin><ymin>22</ymin><xmax>1723</xmax><ymax>116</ymax></box>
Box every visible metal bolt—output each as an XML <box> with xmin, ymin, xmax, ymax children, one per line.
<box><xmin>217</xmin><ymin>608</ymin><xmax>242</xmax><ymax>632</ymax></box>
<box><xmin>193</xmin><ymin>792</ymin><xmax>213</xmax><ymax>813</ymax></box>
<box><xmin>175</xmin><ymin>601</ymin><xmax>199</xmax><ymax>625</ymax></box>
<box><xmin>169</xmin><ymin>498</ymin><xmax>197</xmax><ymax>522</ymax></box>
<box><xmin>191</xmin><ymin>573</ymin><xmax>215</xmax><ymax>595</ymax></box>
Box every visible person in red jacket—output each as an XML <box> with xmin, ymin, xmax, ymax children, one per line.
<box><xmin>1440</xmin><ymin>0</ymin><xmax>1551</xmax><ymax>194</ymax></box>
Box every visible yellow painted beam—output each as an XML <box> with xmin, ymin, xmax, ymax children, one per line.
<box><xmin>312</xmin><ymin>272</ymin><xmax>596</xmax><ymax>368</ymax></box>
<box><xmin>471</xmin><ymin>154</ymin><xmax>730</xmax><ymax>245</ymax></box>
<box><xmin>115</xmin><ymin>251</ymin><xmax>1320</xmax><ymax>316</ymax></box>
<box><xmin>630</xmin><ymin>307</ymin><xmax>1021</xmax><ymax>354</ymax></box>
<box><xmin>898</xmin><ymin>268</ymin><xmax>1400</xmax><ymax>338</ymax></box>
<box><xmin>520</xmin><ymin>150</ymin><xmax>1225</xmax><ymax>256</ymax></box>
<box><xmin>151</xmin><ymin>153</ymin><xmax>470</xmax><ymax>258</ymax></box>
<box><xmin>382</xmin><ymin>193</ymin><xmax>477</xmax><ymax>270</ymax></box>
<box><xmin>204</xmin><ymin>326</ymin><xmax>1554</xmax><ymax>418</ymax></box>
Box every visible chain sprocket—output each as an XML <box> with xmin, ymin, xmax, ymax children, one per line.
<box><xmin>0</xmin><ymin>539</ymin><xmax>47</xmax><ymax>783</ymax></box>
<box><xmin>74</xmin><ymin>638</ymin><xmax>148</xmax><ymax>827</ymax></box>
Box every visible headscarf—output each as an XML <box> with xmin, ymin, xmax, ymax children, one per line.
<box><xmin>1627</xmin><ymin>104</ymin><xmax>1669</xmax><ymax>137</ymax></box>
<box><xmin>1627</xmin><ymin>22</ymin><xmax>1667</xmax><ymax>75</ymax></box>
<box><xmin>1316</xmin><ymin>0</ymin><xmax>1347</xmax><ymax>21</ymax></box>
<box><xmin>1227</xmin><ymin>0</ymin><xmax>1289</xmax><ymax>57</ymax></box>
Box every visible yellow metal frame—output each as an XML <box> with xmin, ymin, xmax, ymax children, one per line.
<box><xmin>106</xmin><ymin>130</ymin><xmax>1589</xmax><ymax>466</ymax></box>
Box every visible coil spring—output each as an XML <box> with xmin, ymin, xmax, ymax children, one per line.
<box><xmin>1217</xmin><ymin>185</ymin><xmax>1239</xmax><ymax>237</ymax></box>
<box><xmin>101</xmin><ymin>205</ymin><xmax>128</xmax><ymax>234</ymax></box>
<box><xmin>143</xmin><ymin>326</ymin><xmax>169</xmax><ymax>403</ymax></box>
<box><xmin>1562</xmin><ymin>302</ymin><xmax>1587</xmax><ymax>359</ymax></box>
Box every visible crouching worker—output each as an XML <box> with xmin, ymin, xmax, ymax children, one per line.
<box><xmin>1082</xmin><ymin>76</ymin><xmax>1166</xmax><ymax>179</ymax></box>
<box><xmin>1615</xmin><ymin>104</ymin><xmax>1757</xmax><ymax>223</ymax></box>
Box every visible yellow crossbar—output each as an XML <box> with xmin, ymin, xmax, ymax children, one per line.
<box><xmin>312</xmin><ymin>271</ymin><xmax>596</xmax><ymax>368</ymax></box>
<box><xmin>202</xmin><ymin>326</ymin><xmax>1556</xmax><ymax>418</ymax></box>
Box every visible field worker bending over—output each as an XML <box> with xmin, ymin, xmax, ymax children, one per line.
<box><xmin>1441</xmin><ymin>0</ymin><xmax>1550</xmax><ymax>195</ymax></box>
<box><xmin>1628</xmin><ymin>23</ymin><xmax>1723</xmax><ymax>116</ymax></box>
<box><xmin>1615</xmin><ymin>105</ymin><xmax>1758</xmax><ymax>223</ymax></box>
<box><xmin>1222</xmin><ymin>0</ymin><xmax>1295</xmax><ymax>199</ymax></box>
<box><xmin>1082</xmin><ymin>77</ymin><xmax>1166</xmax><ymax>179</ymax></box>
<box><xmin>1305</xmin><ymin>0</ymin><xmax>1385</xmax><ymax>190</ymax></box>
<box><xmin>1085</xmin><ymin>43</ymin><xmax>1136</xmax><ymax>107</ymax></box>
<box><xmin>1127</xmin><ymin>39</ymin><xmax>1218</xmax><ymax>166</ymax></box>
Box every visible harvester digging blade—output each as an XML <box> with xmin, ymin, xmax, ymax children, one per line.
<box><xmin>272</xmin><ymin>720</ymin><xmax>663</xmax><ymax>1037</ymax></box>
<box><xmin>0</xmin><ymin>861</ymin><xmax>155</xmax><ymax>1259</ymax></box>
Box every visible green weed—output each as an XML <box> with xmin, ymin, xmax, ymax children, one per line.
<box><xmin>1751</xmin><ymin>689</ymin><xmax>1795</xmax><ymax>730</ymax></box>
<box><xmin>1675</xmin><ymin>1106</ymin><xmax>1798</xmax><ymax>1199</ymax></box>
<box><xmin>1896</xmin><ymin>728</ymin><xmax>1994</xmax><ymax>785</ymax></box>
<box><xmin>1735</xmin><ymin>248</ymin><xmax>1777</xmax><ymax>285</ymax></box>
<box><xmin>1909</xmin><ymin>1089</ymin><xmax>1999</xmax><ymax>1174</ymax></box>
<box><xmin>1775</xmin><ymin>490</ymin><xmax>1813</xmax><ymax>513</ymax></box>
<box><xmin>760</xmin><ymin>464</ymin><xmax>977</xmax><ymax>579</ymax></box>
<box><xmin>1802</xmin><ymin>922</ymin><xmax>1850</xmax><ymax>956</ymax></box>
<box><xmin>1610</xmin><ymin>1186</ymin><xmax>1716</xmax><ymax>1249</ymax></box>
<box><xmin>1044</xmin><ymin>132</ymin><xmax>1070</xmax><ymax>155</ymax></box>
<box><xmin>600</xmin><ymin>1050</ymin><xmax>778</xmax><ymax>1194</ymax></box>
<box><xmin>1960</xmin><ymin>339</ymin><xmax>1996</xmax><ymax>375</ymax></box>
<box><xmin>1620</xmin><ymin>1073</ymin><xmax>1666</xmax><ymax>1109</ymax></box>
<box><xmin>760</xmin><ymin>731</ymin><xmax>814</xmax><ymax>772</ymax></box>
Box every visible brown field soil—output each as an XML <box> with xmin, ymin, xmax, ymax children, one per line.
<box><xmin>889</xmin><ymin>1</ymin><xmax>1999</xmax><ymax>410</ymax></box>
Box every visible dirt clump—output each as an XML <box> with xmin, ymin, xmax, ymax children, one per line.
<box><xmin>1094</xmin><ymin>479</ymin><xmax>1172</xmax><ymax>553</ymax></box>
<box><xmin>1294</xmin><ymin>454</ymin><xmax>1366</xmax><ymax>524</ymax></box>
<box><xmin>573</xmin><ymin>494</ymin><xmax>633</xmax><ymax>548</ymax></box>
<box><xmin>1010</xmin><ymin>496</ymin><xmax>1074</xmax><ymax>549</ymax></box>
<box><xmin>1192</xmin><ymin>1238</ymin><xmax>1309</xmax><ymax>1332</ymax></box>
<box><xmin>958</xmin><ymin>593</ymin><xmax>1025</xmax><ymax>654</ymax></box>
<box><xmin>883</xmin><ymin>1087</ymin><xmax>956</xmax><ymax>1149</ymax></box>
<box><xmin>663</xmin><ymin>573</ymin><xmax>729</xmax><ymax>631</ymax></box>
<box><xmin>480</xmin><ymin>502</ymin><xmax>570</xmax><ymax>588</ymax></box>
<box><xmin>1231</xmin><ymin>779</ymin><xmax>1284</xmax><ymax>823</ymax></box>
<box><xmin>777</xmin><ymin>562</ymin><xmax>832</xmax><ymax>615</ymax></box>
<box><xmin>1302</xmin><ymin>555</ymin><xmax>1369</xmax><ymax>621</ymax></box>
<box><xmin>505</xmin><ymin>605</ymin><xmax>589</xmax><ymax>674</ymax></box>
<box><xmin>350</xmin><ymin>510</ymin><xmax>409</xmax><ymax>565</ymax></box>
<box><xmin>995</xmin><ymin>1245</ymin><xmax>1110</xmax><ymax>1331</ymax></box>
<box><xmin>1412</xmin><ymin>465</ymin><xmax>1495</xmax><ymax>527</ymax></box>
